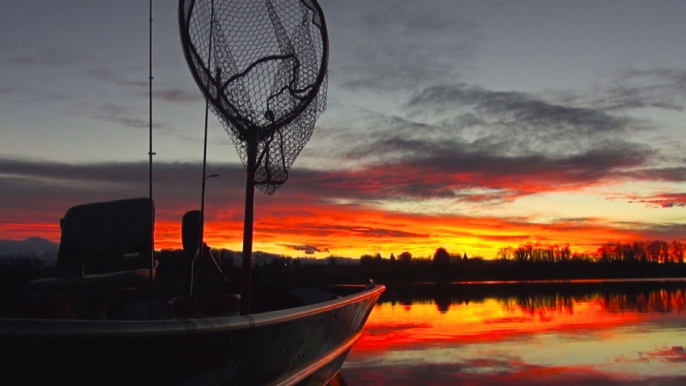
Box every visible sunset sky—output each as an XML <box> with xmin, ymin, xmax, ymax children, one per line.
<box><xmin>2</xmin><ymin>0</ymin><xmax>686</xmax><ymax>258</ymax></box>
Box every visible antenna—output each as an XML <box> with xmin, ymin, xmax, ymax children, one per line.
<box><xmin>148</xmin><ymin>0</ymin><xmax>156</xmax><ymax>320</ymax></box>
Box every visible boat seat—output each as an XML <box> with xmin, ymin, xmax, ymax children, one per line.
<box><xmin>26</xmin><ymin>198</ymin><xmax>155</xmax><ymax>299</ymax></box>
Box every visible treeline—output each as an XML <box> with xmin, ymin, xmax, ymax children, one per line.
<box><xmin>495</xmin><ymin>240</ymin><xmax>685</xmax><ymax>264</ymax></box>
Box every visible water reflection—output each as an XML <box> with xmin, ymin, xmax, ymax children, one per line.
<box><xmin>344</xmin><ymin>281</ymin><xmax>686</xmax><ymax>385</ymax></box>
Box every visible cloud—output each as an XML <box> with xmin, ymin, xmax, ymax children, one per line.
<box><xmin>94</xmin><ymin>103</ymin><xmax>163</xmax><ymax>129</ymax></box>
<box><xmin>311</xmin><ymin>137</ymin><xmax>654</xmax><ymax>203</ymax></box>
<box><xmin>0</xmin><ymin>157</ymin><xmax>678</xmax><ymax>255</ymax></box>
<box><xmin>622</xmin><ymin>167</ymin><xmax>686</xmax><ymax>183</ymax></box>
<box><xmin>621</xmin><ymin>222</ymin><xmax>686</xmax><ymax>243</ymax></box>
<box><xmin>7</xmin><ymin>48</ymin><xmax>83</xmax><ymax>67</ymax></box>
<box><xmin>544</xmin><ymin>68</ymin><xmax>686</xmax><ymax>114</ymax></box>
<box><xmin>153</xmin><ymin>89</ymin><xmax>202</xmax><ymax>103</ymax></box>
<box><xmin>277</xmin><ymin>243</ymin><xmax>329</xmax><ymax>255</ymax></box>
<box><xmin>613</xmin><ymin>193</ymin><xmax>686</xmax><ymax>208</ymax></box>
<box><xmin>297</xmin><ymin>224</ymin><xmax>428</xmax><ymax>239</ymax></box>
<box><xmin>0</xmin><ymin>158</ymin><xmax>246</xmax><ymax>225</ymax></box>
<box><xmin>594</xmin><ymin>68</ymin><xmax>686</xmax><ymax>112</ymax></box>
<box><xmin>0</xmin><ymin>151</ymin><xmax>663</xmax><ymax>225</ymax></box>
<box><xmin>299</xmin><ymin>81</ymin><xmax>668</xmax><ymax>205</ymax></box>
<box><xmin>325</xmin><ymin>1</ymin><xmax>479</xmax><ymax>92</ymax></box>
<box><xmin>0</xmin><ymin>87</ymin><xmax>20</xmax><ymax>96</ymax></box>
<box><xmin>87</xmin><ymin>68</ymin><xmax>148</xmax><ymax>89</ymax></box>
<box><xmin>639</xmin><ymin>346</ymin><xmax>686</xmax><ymax>363</ymax></box>
<box><xmin>407</xmin><ymin>83</ymin><xmax>633</xmax><ymax>138</ymax></box>
<box><xmin>87</xmin><ymin>69</ymin><xmax>202</xmax><ymax>103</ymax></box>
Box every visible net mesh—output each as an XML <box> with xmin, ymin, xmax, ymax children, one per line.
<box><xmin>180</xmin><ymin>0</ymin><xmax>328</xmax><ymax>194</ymax></box>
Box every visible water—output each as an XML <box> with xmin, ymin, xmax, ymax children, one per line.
<box><xmin>343</xmin><ymin>280</ymin><xmax>686</xmax><ymax>385</ymax></box>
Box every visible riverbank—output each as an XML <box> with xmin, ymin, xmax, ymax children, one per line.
<box><xmin>253</xmin><ymin>259</ymin><xmax>686</xmax><ymax>288</ymax></box>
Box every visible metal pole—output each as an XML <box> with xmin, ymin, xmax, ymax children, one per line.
<box><xmin>194</xmin><ymin>0</ymin><xmax>216</xmax><ymax>306</ymax></box>
<box><xmin>195</xmin><ymin>99</ymin><xmax>211</xmax><ymax>302</ymax></box>
<box><xmin>147</xmin><ymin>0</ymin><xmax>155</xmax><ymax>320</ymax></box>
<box><xmin>239</xmin><ymin>139</ymin><xmax>257</xmax><ymax>315</ymax></box>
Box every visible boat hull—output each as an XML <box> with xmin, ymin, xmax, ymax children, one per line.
<box><xmin>0</xmin><ymin>285</ymin><xmax>384</xmax><ymax>386</ymax></box>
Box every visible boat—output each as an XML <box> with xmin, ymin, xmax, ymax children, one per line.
<box><xmin>0</xmin><ymin>0</ymin><xmax>384</xmax><ymax>384</ymax></box>
<box><xmin>0</xmin><ymin>198</ymin><xmax>384</xmax><ymax>385</ymax></box>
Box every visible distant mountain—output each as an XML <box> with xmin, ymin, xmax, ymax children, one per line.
<box><xmin>0</xmin><ymin>237</ymin><xmax>59</xmax><ymax>255</ymax></box>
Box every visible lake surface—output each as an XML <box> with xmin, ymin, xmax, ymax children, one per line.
<box><xmin>342</xmin><ymin>280</ymin><xmax>686</xmax><ymax>385</ymax></box>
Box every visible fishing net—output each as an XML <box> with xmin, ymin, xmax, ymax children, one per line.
<box><xmin>179</xmin><ymin>0</ymin><xmax>328</xmax><ymax>194</ymax></box>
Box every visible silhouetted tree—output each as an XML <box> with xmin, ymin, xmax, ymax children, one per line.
<box><xmin>497</xmin><ymin>247</ymin><xmax>514</xmax><ymax>260</ymax></box>
<box><xmin>360</xmin><ymin>254</ymin><xmax>373</xmax><ymax>266</ymax></box>
<box><xmin>433</xmin><ymin>247</ymin><xmax>451</xmax><ymax>267</ymax></box>
<box><xmin>399</xmin><ymin>251</ymin><xmax>412</xmax><ymax>265</ymax></box>
<box><xmin>671</xmin><ymin>241</ymin><xmax>685</xmax><ymax>263</ymax></box>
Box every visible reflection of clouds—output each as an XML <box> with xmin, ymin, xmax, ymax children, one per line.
<box><xmin>483</xmin><ymin>316</ymin><xmax>533</xmax><ymax>325</ymax></box>
<box><xmin>349</xmin><ymin>286</ymin><xmax>686</xmax><ymax>386</ymax></box>
<box><xmin>353</xmin><ymin>299</ymin><xmax>641</xmax><ymax>356</ymax></box>
<box><xmin>350</xmin><ymin>282</ymin><xmax>686</xmax><ymax>386</ymax></box>
<box><xmin>365</xmin><ymin>323</ymin><xmax>431</xmax><ymax>337</ymax></box>
<box><xmin>616</xmin><ymin>345</ymin><xmax>686</xmax><ymax>364</ymax></box>
<box><xmin>343</xmin><ymin>360</ymin><xmax>686</xmax><ymax>386</ymax></box>
<box><xmin>647</xmin><ymin>346</ymin><xmax>686</xmax><ymax>363</ymax></box>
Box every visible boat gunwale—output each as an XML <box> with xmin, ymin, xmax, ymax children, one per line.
<box><xmin>0</xmin><ymin>284</ymin><xmax>385</xmax><ymax>338</ymax></box>
<box><xmin>269</xmin><ymin>331</ymin><xmax>362</xmax><ymax>386</ymax></box>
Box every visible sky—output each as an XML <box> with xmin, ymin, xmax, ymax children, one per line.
<box><xmin>1</xmin><ymin>0</ymin><xmax>686</xmax><ymax>259</ymax></box>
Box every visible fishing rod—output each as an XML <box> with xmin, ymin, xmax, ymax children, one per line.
<box><xmin>148</xmin><ymin>0</ymin><xmax>155</xmax><ymax>320</ymax></box>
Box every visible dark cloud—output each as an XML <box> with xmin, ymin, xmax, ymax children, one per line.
<box><xmin>297</xmin><ymin>81</ymin><xmax>669</xmax><ymax>204</ymax></box>
<box><xmin>364</xmin><ymin>323</ymin><xmax>431</xmax><ymax>336</ymax></box>
<box><xmin>87</xmin><ymin>68</ymin><xmax>147</xmax><ymax>89</ymax></box>
<box><xmin>277</xmin><ymin>243</ymin><xmax>329</xmax><ymax>255</ymax></box>
<box><xmin>1</xmin><ymin>157</ymin><xmax>682</xmax><ymax>254</ymax></box>
<box><xmin>620</xmin><ymin>193</ymin><xmax>686</xmax><ymax>208</ymax></box>
<box><xmin>615</xmin><ymin>222</ymin><xmax>686</xmax><ymax>242</ymax></box>
<box><xmin>0</xmin><ymin>87</ymin><xmax>20</xmax><ymax>96</ymax></box>
<box><xmin>153</xmin><ymin>89</ymin><xmax>202</xmax><ymax>103</ymax></box>
<box><xmin>622</xmin><ymin>167</ymin><xmax>686</xmax><ymax>183</ymax></box>
<box><xmin>313</xmin><ymin>83</ymin><xmax>654</xmax><ymax>193</ymax></box>
<box><xmin>94</xmin><ymin>103</ymin><xmax>163</xmax><ymax>129</ymax></box>
<box><xmin>639</xmin><ymin>346</ymin><xmax>686</xmax><ymax>363</ymax></box>
<box><xmin>273</xmin><ymin>223</ymin><xmax>428</xmax><ymax>239</ymax></box>
<box><xmin>408</xmin><ymin>83</ymin><xmax>632</xmax><ymax>137</ymax></box>
<box><xmin>324</xmin><ymin>136</ymin><xmax>654</xmax><ymax>202</ymax></box>
<box><xmin>87</xmin><ymin>69</ymin><xmax>201</xmax><ymax>103</ymax></box>
<box><xmin>7</xmin><ymin>48</ymin><xmax>82</xmax><ymax>67</ymax></box>
<box><xmin>0</xmin><ymin>121</ymin><xmax>665</xmax><ymax>227</ymax></box>
<box><xmin>0</xmin><ymin>158</ymin><xmax>245</xmax><ymax>224</ymax></box>
<box><xmin>594</xmin><ymin>68</ymin><xmax>686</xmax><ymax>112</ymax></box>
<box><xmin>545</xmin><ymin>68</ymin><xmax>686</xmax><ymax>113</ymax></box>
